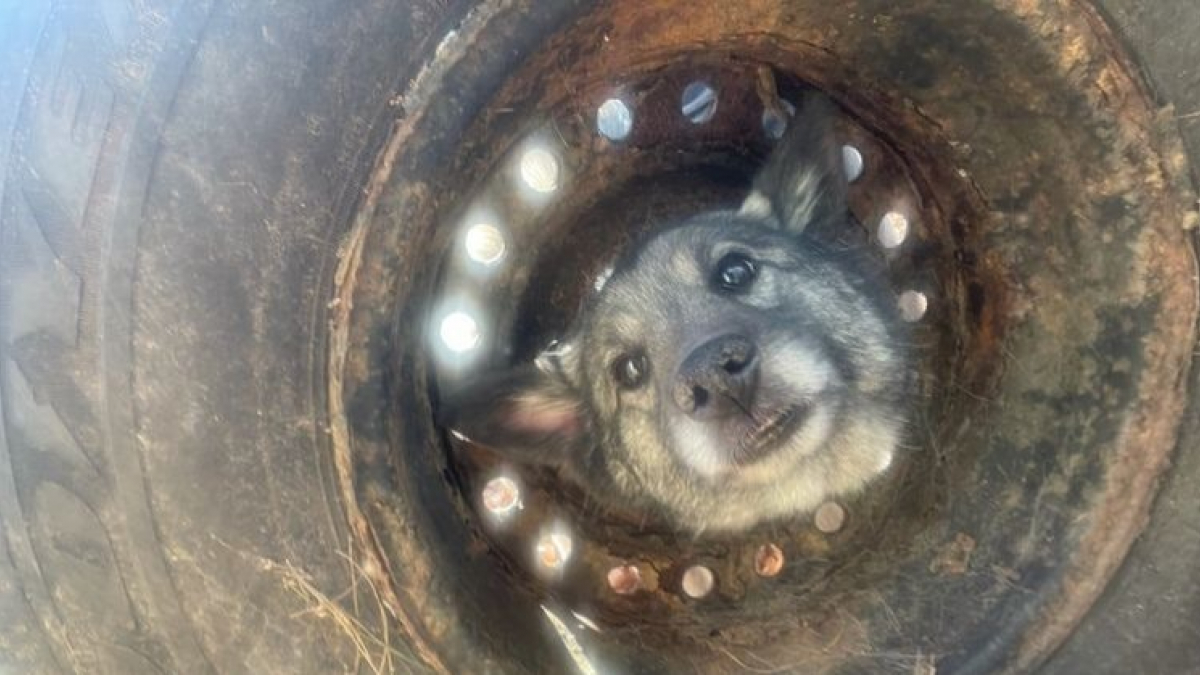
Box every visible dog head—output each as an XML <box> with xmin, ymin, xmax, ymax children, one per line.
<box><xmin>441</xmin><ymin>95</ymin><xmax>908</xmax><ymax>532</ymax></box>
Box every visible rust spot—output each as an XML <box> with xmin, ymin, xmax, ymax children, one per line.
<box><xmin>753</xmin><ymin>543</ymin><xmax>785</xmax><ymax>578</ymax></box>
<box><xmin>930</xmin><ymin>533</ymin><xmax>977</xmax><ymax>576</ymax></box>
<box><xmin>607</xmin><ymin>564</ymin><xmax>643</xmax><ymax>595</ymax></box>
<box><xmin>332</xmin><ymin>0</ymin><xmax>1199</xmax><ymax>671</ymax></box>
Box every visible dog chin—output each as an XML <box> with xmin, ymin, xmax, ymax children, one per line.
<box><xmin>669</xmin><ymin>401</ymin><xmax>837</xmax><ymax>480</ymax></box>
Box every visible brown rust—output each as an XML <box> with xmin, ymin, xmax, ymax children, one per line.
<box><xmin>997</xmin><ymin>2</ymin><xmax>1200</xmax><ymax>671</ymax></box>
<box><xmin>930</xmin><ymin>533</ymin><xmax>978</xmax><ymax>577</ymax></box>
<box><xmin>327</xmin><ymin>113</ymin><xmax>453</xmax><ymax>674</ymax></box>
<box><xmin>753</xmin><ymin>543</ymin><xmax>785</xmax><ymax>578</ymax></box>
<box><xmin>329</xmin><ymin>0</ymin><xmax>1200</xmax><ymax>671</ymax></box>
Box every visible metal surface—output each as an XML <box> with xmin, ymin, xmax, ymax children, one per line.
<box><xmin>326</xmin><ymin>0</ymin><xmax>1198</xmax><ymax>672</ymax></box>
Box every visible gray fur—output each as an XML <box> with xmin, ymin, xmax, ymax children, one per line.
<box><xmin>443</xmin><ymin>94</ymin><xmax>908</xmax><ymax>533</ymax></box>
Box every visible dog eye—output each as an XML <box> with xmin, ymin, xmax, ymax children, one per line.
<box><xmin>612</xmin><ymin>352</ymin><xmax>650</xmax><ymax>389</ymax></box>
<box><xmin>714</xmin><ymin>252</ymin><xmax>758</xmax><ymax>292</ymax></box>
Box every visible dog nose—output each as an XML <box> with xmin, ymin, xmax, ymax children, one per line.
<box><xmin>673</xmin><ymin>334</ymin><xmax>759</xmax><ymax>417</ymax></box>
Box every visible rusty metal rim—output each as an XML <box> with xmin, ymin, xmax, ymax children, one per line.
<box><xmin>327</xmin><ymin>3</ymin><xmax>559</xmax><ymax>672</ymax></box>
<box><xmin>326</xmin><ymin>0</ymin><xmax>1200</xmax><ymax>672</ymax></box>
<box><xmin>327</xmin><ymin>85</ymin><xmax>455</xmax><ymax>675</ymax></box>
<box><xmin>999</xmin><ymin>4</ymin><xmax>1200</xmax><ymax>670</ymax></box>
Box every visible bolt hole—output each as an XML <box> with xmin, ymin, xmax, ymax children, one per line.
<box><xmin>597</xmin><ymin>98</ymin><xmax>634</xmax><ymax>141</ymax></box>
<box><xmin>439</xmin><ymin>311</ymin><xmax>481</xmax><ymax>353</ymax></box>
<box><xmin>680</xmin><ymin>81</ymin><xmax>718</xmax><ymax>124</ymax></box>
<box><xmin>481</xmin><ymin>476</ymin><xmax>520</xmax><ymax>516</ymax></box>
<box><xmin>842</xmin><ymin>145</ymin><xmax>864</xmax><ymax>183</ymax></box>
<box><xmin>754</xmin><ymin>543</ymin><xmax>785</xmax><ymax>578</ymax></box>
<box><xmin>877</xmin><ymin>211</ymin><xmax>910</xmax><ymax>249</ymax></box>
<box><xmin>464</xmin><ymin>223</ymin><xmax>506</xmax><ymax>265</ymax></box>
<box><xmin>519</xmin><ymin>147</ymin><xmax>560</xmax><ymax>193</ymax></box>
<box><xmin>814</xmin><ymin>501</ymin><xmax>846</xmax><ymax>533</ymax></box>
<box><xmin>536</xmin><ymin>531</ymin><xmax>573</xmax><ymax>572</ymax></box>
<box><xmin>681</xmin><ymin>565</ymin><xmax>715</xmax><ymax>599</ymax></box>
<box><xmin>607</xmin><ymin>564</ymin><xmax>642</xmax><ymax>595</ymax></box>
<box><xmin>898</xmin><ymin>290</ymin><xmax>929</xmax><ymax>322</ymax></box>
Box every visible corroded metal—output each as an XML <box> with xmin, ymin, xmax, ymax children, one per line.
<box><xmin>327</xmin><ymin>0</ymin><xmax>1199</xmax><ymax>672</ymax></box>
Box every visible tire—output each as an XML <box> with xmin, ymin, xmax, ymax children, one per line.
<box><xmin>0</xmin><ymin>2</ymin><xmax>1196</xmax><ymax>675</ymax></box>
<box><xmin>1041</xmin><ymin>5</ymin><xmax>1200</xmax><ymax>674</ymax></box>
<box><xmin>0</xmin><ymin>2</ymin><xmax>468</xmax><ymax>672</ymax></box>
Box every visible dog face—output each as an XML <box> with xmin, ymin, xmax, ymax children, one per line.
<box><xmin>442</xmin><ymin>96</ymin><xmax>908</xmax><ymax>533</ymax></box>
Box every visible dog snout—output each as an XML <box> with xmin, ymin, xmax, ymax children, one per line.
<box><xmin>673</xmin><ymin>334</ymin><xmax>760</xmax><ymax>417</ymax></box>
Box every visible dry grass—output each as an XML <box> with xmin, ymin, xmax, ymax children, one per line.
<box><xmin>214</xmin><ymin>535</ymin><xmax>417</xmax><ymax>674</ymax></box>
<box><xmin>267</xmin><ymin>552</ymin><xmax>419</xmax><ymax>675</ymax></box>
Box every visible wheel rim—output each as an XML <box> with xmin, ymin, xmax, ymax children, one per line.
<box><xmin>329</xmin><ymin>1</ymin><xmax>1198</xmax><ymax>672</ymax></box>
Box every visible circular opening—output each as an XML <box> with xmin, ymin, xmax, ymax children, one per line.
<box><xmin>877</xmin><ymin>210</ymin><xmax>909</xmax><ymax>249</ymax></box>
<box><xmin>813</xmin><ymin>501</ymin><xmax>847</xmax><ymax>534</ymax></box>
<box><xmin>753</xmin><ymin>544</ymin><xmax>785</xmax><ymax>578</ymax></box>
<box><xmin>438</xmin><ymin>311</ymin><xmax>481</xmax><ymax>353</ymax></box>
<box><xmin>426</xmin><ymin>62</ymin><xmax>984</xmax><ymax>666</ymax></box>
<box><xmin>597</xmin><ymin>97</ymin><xmax>634</xmax><ymax>141</ymax></box>
<box><xmin>535</xmin><ymin>528</ymin><xmax>575</xmax><ymax>574</ymax></box>
<box><xmin>681</xmin><ymin>565</ymin><xmax>715</xmax><ymax>599</ymax></box>
<box><xmin>842</xmin><ymin>144</ymin><xmax>865</xmax><ymax>182</ymax></box>
<box><xmin>335</xmin><ymin>3</ymin><xmax>1198</xmax><ymax>672</ymax></box>
<box><xmin>464</xmin><ymin>223</ymin><xmax>507</xmax><ymax>265</ymax></box>
<box><xmin>680</xmin><ymin>81</ymin><xmax>718</xmax><ymax>124</ymax></box>
<box><xmin>519</xmin><ymin>146</ymin><xmax>561</xmax><ymax>193</ymax></box>
<box><xmin>481</xmin><ymin>475</ymin><xmax>521</xmax><ymax>517</ymax></box>
<box><xmin>898</xmin><ymin>290</ymin><xmax>929</xmax><ymax>323</ymax></box>
<box><xmin>607</xmin><ymin>564</ymin><xmax>644</xmax><ymax>595</ymax></box>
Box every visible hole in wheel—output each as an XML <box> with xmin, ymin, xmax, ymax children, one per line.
<box><xmin>329</xmin><ymin>3</ymin><xmax>1200</xmax><ymax>673</ymax></box>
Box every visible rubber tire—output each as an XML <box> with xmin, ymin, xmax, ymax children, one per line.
<box><xmin>0</xmin><ymin>2</ymin><xmax>1196</xmax><ymax>674</ymax></box>
<box><xmin>0</xmin><ymin>2</ymin><xmax>468</xmax><ymax>672</ymax></box>
<box><xmin>1041</xmin><ymin>4</ymin><xmax>1200</xmax><ymax>674</ymax></box>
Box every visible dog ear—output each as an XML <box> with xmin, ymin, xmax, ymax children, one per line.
<box><xmin>437</xmin><ymin>364</ymin><xmax>590</xmax><ymax>467</ymax></box>
<box><xmin>738</xmin><ymin>93</ymin><xmax>848</xmax><ymax>234</ymax></box>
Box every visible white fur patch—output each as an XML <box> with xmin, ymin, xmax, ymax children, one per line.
<box><xmin>670</xmin><ymin>421</ymin><xmax>729</xmax><ymax>478</ymax></box>
<box><xmin>769</xmin><ymin>337</ymin><xmax>835</xmax><ymax>396</ymax></box>
<box><xmin>737</xmin><ymin>191</ymin><xmax>773</xmax><ymax>219</ymax></box>
<box><xmin>875</xmin><ymin>447</ymin><xmax>894</xmax><ymax>473</ymax></box>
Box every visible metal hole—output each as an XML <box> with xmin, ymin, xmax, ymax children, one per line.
<box><xmin>536</xmin><ymin>531</ymin><xmax>574</xmax><ymax>571</ymax></box>
<box><xmin>877</xmin><ymin>211</ymin><xmax>910</xmax><ymax>249</ymax></box>
<box><xmin>842</xmin><ymin>145</ymin><xmax>864</xmax><ymax>183</ymax></box>
<box><xmin>898</xmin><ymin>290</ymin><xmax>929</xmax><ymax>322</ymax></box>
<box><xmin>439</xmin><ymin>311</ymin><xmax>481</xmax><ymax>353</ymax></box>
<box><xmin>681</xmin><ymin>565</ymin><xmax>715</xmax><ymax>599</ymax></box>
<box><xmin>754</xmin><ymin>544</ymin><xmax>785</xmax><ymax>578</ymax></box>
<box><xmin>519</xmin><ymin>147</ymin><xmax>561</xmax><ymax>193</ymax></box>
<box><xmin>464</xmin><ymin>223</ymin><xmax>506</xmax><ymax>265</ymax></box>
<box><xmin>814</xmin><ymin>501</ymin><xmax>846</xmax><ymax>534</ymax></box>
<box><xmin>597</xmin><ymin>98</ymin><xmax>634</xmax><ymax>141</ymax></box>
<box><xmin>680</xmin><ymin>81</ymin><xmax>718</xmax><ymax>124</ymax></box>
<box><xmin>481</xmin><ymin>476</ymin><xmax>520</xmax><ymax>517</ymax></box>
<box><xmin>607</xmin><ymin>564</ymin><xmax>642</xmax><ymax>595</ymax></box>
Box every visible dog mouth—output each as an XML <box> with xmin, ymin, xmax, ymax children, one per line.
<box><xmin>736</xmin><ymin>404</ymin><xmax>809</xmax><ymax>464</ymax></box>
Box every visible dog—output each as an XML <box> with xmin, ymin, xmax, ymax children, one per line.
<box><xmin>441</xmin><ymin>94</ymin><xmax>909</xmax><ymax>533</ymax></box>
